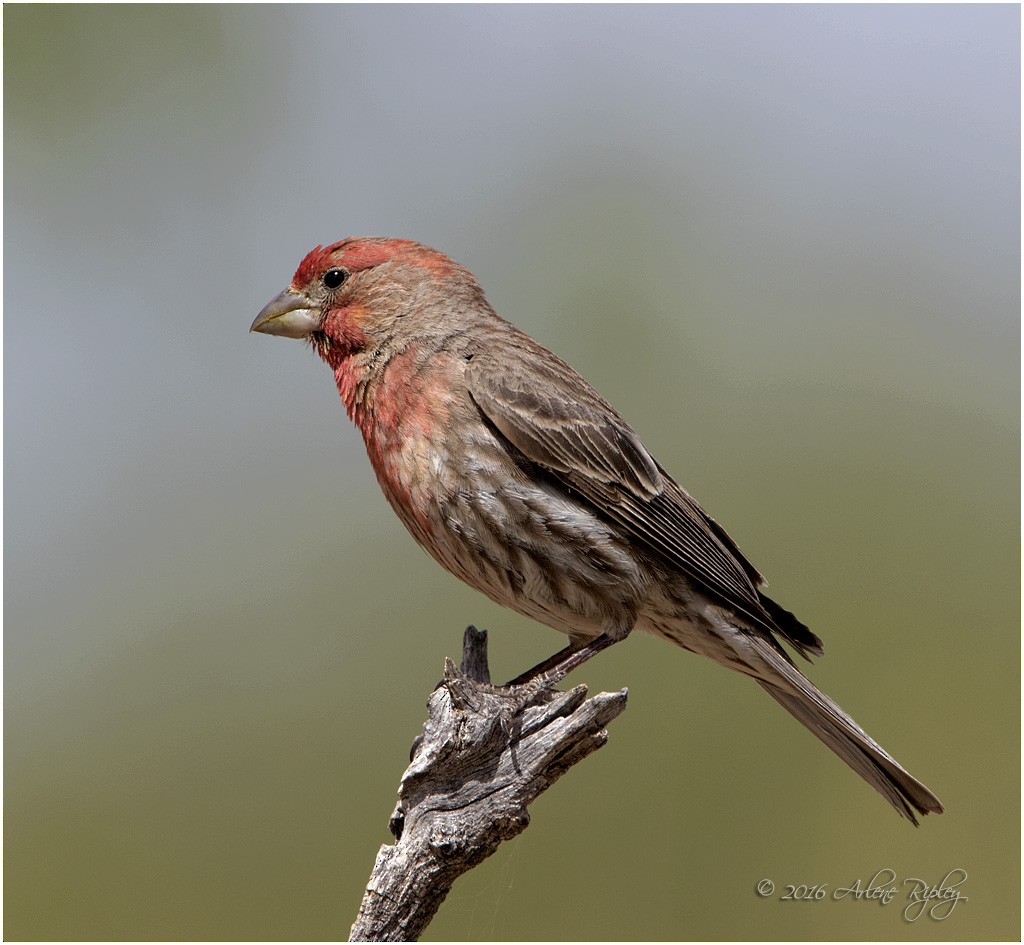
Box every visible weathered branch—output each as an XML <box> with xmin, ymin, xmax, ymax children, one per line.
<box><xmin>349</xmin><ymin>626</ymin><xmax>628</xmax><ymax>942</ymax></box>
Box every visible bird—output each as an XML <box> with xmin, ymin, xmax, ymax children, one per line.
<box><xmin>251</xmin><ymin>236</ymin><xmax>943</xmax><ymax>823</ymax></box>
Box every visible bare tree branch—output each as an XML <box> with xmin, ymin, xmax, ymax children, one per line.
<box><xmin>349</xmin><ymin>626</ymin><xmax>628</xmax><ymax>942</ymax></box>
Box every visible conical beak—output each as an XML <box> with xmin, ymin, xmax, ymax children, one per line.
<box><xmin>250</xmin><ymin>288</ymin><xmax>320</xmax><ymax>339</ymax></box>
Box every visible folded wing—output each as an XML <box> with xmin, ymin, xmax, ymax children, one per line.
<box><xmin>466</xmin><ymin>340</ymin><xmax>823</xmax><ymax>660</ymax></box>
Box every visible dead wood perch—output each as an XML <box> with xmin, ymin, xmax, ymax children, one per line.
<box><xmin>349</xmin><ymin>626</ymin><xmax>628</xmax><ymax>942</ymax></box>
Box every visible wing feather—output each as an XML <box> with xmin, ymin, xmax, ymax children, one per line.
<box><xmin>466</xmin><ymin>341</ymin><xmax>823</xmax><ymax>659</ymax></box>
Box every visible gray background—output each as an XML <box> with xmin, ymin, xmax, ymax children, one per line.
<box><xmin>5</xmin><ymin>5</ymin><xmax>1019</xmax><ymax>940</ymax></box>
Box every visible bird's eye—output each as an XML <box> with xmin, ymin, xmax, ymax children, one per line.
<box><xmin>322</xmin><ymin>268</ymin><xmax>349</xmax><ymax>290</ymax></box>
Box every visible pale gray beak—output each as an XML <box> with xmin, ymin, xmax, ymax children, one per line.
<box><xmin>250</xmin><ymin>288</ymin><xmax>320</xmax><ymax>339</ymax></box>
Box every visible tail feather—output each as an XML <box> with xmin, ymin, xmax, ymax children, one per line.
<box><xmin>755</xmin><ymin>669</ymin><xmax>943</xmax><ymax>823</ymax></box>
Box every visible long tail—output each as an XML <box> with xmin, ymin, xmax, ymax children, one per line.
<box><xmin>751</xmin><ymin>648</ymin><xmax>943</xmax><ymax>823</ymax></box>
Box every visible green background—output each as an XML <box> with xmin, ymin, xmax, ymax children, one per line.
<box><xmin>5</xmin><ymin>5</ymin><xmax>1019</xmax><ymax>941</ymax></box>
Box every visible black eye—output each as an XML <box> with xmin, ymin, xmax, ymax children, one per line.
<box><xmin>322</xmin><ymin>268</ymin><xmax>348</xmax><ymax>290</ymax></box>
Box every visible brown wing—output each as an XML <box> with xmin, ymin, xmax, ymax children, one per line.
<box><xmin>466</xmin><ymin>339</ymin><xmax>823</xmax><ymax>659</ymax></box>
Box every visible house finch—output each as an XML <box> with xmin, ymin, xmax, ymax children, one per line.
<box><xmin>252</xmin><ymin>237</ymin><xmax>942</xmax><ymax>823</ymax></box>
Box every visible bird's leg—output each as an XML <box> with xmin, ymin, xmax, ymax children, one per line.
<box><xmin>533</xmin><ymin>632</ymin><xmax>622</xmax><ymax>685</ymax></box>
<box><xmin>503</xmin><ymin>623</ymin><xmax>632</xmax><ymax>688</ymax></box>
<box><xmin>503</xmin><ymin>641</ymin><xmax>586</xmax><ymax>687</ymax></box>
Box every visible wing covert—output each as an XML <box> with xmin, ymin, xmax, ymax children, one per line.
<box><xmin>465</xmin><ymin>343</ymin><xmax>805</xmax><ymax>646</ymax></box>
<box><xmin>466</xmin><ymin>343</ymin><xmax>663</xmax><ymax>498</ymax></box>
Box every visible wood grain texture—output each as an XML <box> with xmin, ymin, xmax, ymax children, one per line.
<box><xmin>349</xmin><ymin>627</ymin><xmax>628</xmax><ymax>942</ymax></box>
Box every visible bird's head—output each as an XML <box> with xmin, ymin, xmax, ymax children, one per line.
<box><xmin>251</xmin><ymin>237</ymin><xmax>485</xmax><ymax>364</ymax></box>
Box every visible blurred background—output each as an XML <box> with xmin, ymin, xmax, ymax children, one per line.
<box><xmin>4</xmin><ymin>5</ymin><xmax>1019</xmax><ymax>941</ymax></box>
